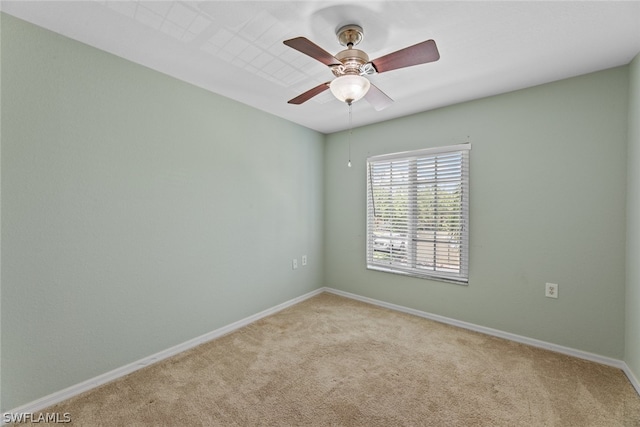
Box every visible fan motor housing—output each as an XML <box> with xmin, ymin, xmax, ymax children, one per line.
<box><xmin>332</xmin><ymin>48</ymin><xmax>370</xmax><ymax>77</ymax></box>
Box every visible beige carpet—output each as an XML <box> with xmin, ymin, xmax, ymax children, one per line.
<box><xmin>15</xmin><ymin>292</ymin><xmax>640</xmax><ymax>426</ymax></box>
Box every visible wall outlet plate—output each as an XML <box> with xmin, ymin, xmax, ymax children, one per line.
<box><xmin>302</xmin><ymin>255</ymin><xmax>307</xmax><ymax>266</ymax></box>
<box><xmin>545</xmin><ymin>282</ymin><xmax>558</xmax><ymax>299</ymax></box>
<box><xmin>292</xmin><ymin>259</ymin><xmax>298</xmax><ymax>270</ymax></box>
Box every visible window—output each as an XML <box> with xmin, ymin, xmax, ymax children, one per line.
<box><xmin>366</xmin><ymin>144</ymin><xmax>470</xmax><ymax>284</ymax></box>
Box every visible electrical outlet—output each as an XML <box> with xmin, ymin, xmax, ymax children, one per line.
<box><xmin>302</xmin><ymin>255</ymin><xmax>307</xmax><ymax>266</ymax></box>
<box><xmin>292</xmin><ymin>259</ymin><xmax>298</xmax><ymax>270</ymax></box>
<box><xmin>545</xmin><ymin>283</ymin><xmax>558</xmax><ymax>299</ymax></box>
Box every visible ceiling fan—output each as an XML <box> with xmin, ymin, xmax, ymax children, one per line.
<box><xmin>283</xmin><ymin>25</ymin><xmax>440</xmax><ymax>110</ymax></box>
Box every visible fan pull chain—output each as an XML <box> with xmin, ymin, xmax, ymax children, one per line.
<box><xmin>348</xmin><ymin>102</ymin><xmax>353</xmax><ymax>168</ymax></box>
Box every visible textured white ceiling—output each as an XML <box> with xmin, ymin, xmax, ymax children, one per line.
<box><xmin>2</xmin><ymin>1</ymin><xmax>640</xmax><ymax>134</ymax></box>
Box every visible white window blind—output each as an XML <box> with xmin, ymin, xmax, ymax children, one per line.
<box><xmin>366</xmin><ymin>144</ymin><xmax>470</xmax><ymax>284</ymax></box>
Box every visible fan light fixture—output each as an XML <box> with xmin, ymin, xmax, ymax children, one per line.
<box><xmin>329</xmin><ymin>75</ymin><xmax>370</xmax><ymax>104</ymax></box>
<box><xmin>284</xmin><ymin>24</ymin><xmax>440</xmax><ymax>109</ymax></box>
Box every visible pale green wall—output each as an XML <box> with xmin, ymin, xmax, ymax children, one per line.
<box><xmin>626</xmin><ymin>53</ymin><xmax>640</xmax><ymax>384</ymax></box>
<box><xmin>325</xmin><ymin>67</ymin><xmax>629</xmax><ymax>358</ymax></box>
<box><xmin>0</xmin><ymin>10</ymin><xmax>3</xmax><ymax>412</ymax></box>
<box><xmin>0</xmin><ymin>14</ymin><xmax>324</xmax><ymax>410</ymax></box>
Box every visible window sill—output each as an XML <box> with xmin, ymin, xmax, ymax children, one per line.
<box><xmin>367</xmin><ymin>264</ymin><xmax>469</xmax><ymax>286</ymax></box>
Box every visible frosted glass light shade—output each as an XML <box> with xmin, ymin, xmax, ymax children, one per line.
<box><xmin>329</xmin><ymin>75</ymin><xmax>371</xmax><ymax>104</ymax></box>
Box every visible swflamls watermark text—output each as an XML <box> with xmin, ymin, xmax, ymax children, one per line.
<box><xmin>2</xmin><ymin>412</ymin><xmax>71</xmax><ymax>424</ymax></box>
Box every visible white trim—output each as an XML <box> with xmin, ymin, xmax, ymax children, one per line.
<box><xmin>323</xmin><ymin>287</ymin><xmax>639</xmax><ymax>392</ymax></box>
<box><xmin>367</xmin><ymin>142</ymin><xmax>471</xmax><ymax>162</ymax></box>
<box><xmin>2</xmin><ymin>288</ymin><xmax>325</xmax><ymax>423</ymax></box>
<box><xmin>623</xmin><ymin>363</ymin><xmax>640</xmax><ymax>396</ymax></box>
<box><xmin>4</xmin><ymin>285</ymin><xmax>638</xmax><ymax>423</ymax></box>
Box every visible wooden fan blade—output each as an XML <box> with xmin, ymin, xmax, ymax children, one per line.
<box><xmin>288</xmin><ymin>82</ymin><xmax>331</xmax><ymax>105</ymax></box>
<box><xmin>371</xmin><ymin>39</ymin><xmax>440</xmax><ymax>74</ymax></box>
<box><xmin>283</xmin><ymin>37</ymin><xmax>341</xmax><ymax>66</ymax></box>
<box><xmin>364</xmin><ymin>83</ymin><xmax>394</xmax><ymax>111</ymax></box>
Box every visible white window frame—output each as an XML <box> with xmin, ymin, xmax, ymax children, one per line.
<box><xmin>366</xmin><ymin>144</ymin><xmax>470</xmax><ymax>284</ymax></box>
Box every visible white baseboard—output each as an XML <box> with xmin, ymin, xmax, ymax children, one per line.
<box><xmin>323</xmin><ymin>287</ymin><xmax>640</xmax><ymax>395</ymax></box>
<box><xmin>2</xmin><ymin>288</ymin><xmax>325</xmax><ymax>423</ymax></box>
<box><xmin>623</xmin><ymin>364</ymin><xmax>640</xmax><ymax>396</ymax></box>
<box><xmin>5</xmin><ymin>285</ymin><xmax>639</xmax><ymax>423</ymax></box>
